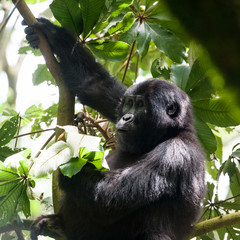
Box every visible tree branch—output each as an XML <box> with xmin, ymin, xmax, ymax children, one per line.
<box><xmin>12</xmin><ymin>0</ymin><xmax>75</xmax><ymax>214</ymax></box>
<box><xmin>191</xmin><ymin>212</ymin><xmax>240</xmax><ymax>237</ymax></box>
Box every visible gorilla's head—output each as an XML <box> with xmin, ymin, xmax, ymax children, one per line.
<box><xmin>116</xmin><ymin>79</ymin><xmax>193</xmax><ymax>154</ymax></box>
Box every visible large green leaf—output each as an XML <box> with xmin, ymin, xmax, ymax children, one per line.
<box><xmin>193</xmin><ymin>98</ymin><xmax>240</xmax><ymax>127</ymax></box>
<box><xmin>119</xmin><ymin>22</ymin><xmax>139</xmax><ymax>45</ymax></box>
<box><xmin>185</xmin><ymin>60</ymin><xmax>214</xmax><ymax>100</ymax></box>
<box><xmin>171</xmin><ymin>63</ymin><xmax>190</xmax><ymax>91</ymax></box>
<box><xmin>0</xmin><ymin>116</ymin><xmax>18</xmax><ymax>147</ymax></box>
<box><xmin>88</xmin><ymin>41</ymin><xmax>129</xmax><ymax>61</ymax></box>
<box><xmin>0</xmin><ymin>162</ymin><xmax>29</xmax><ymax>226</ymax></box>
<box><xmin>147</xmin><ymin>22</ymin><xmax>185</xmax><ymax>63</ymax></box>
<box><xmin>137</xmin><ymin>22</ymin><xmax>151</xmax><ymax>57</ymax></box>
<box><xmin>50</xmin><ymin>0</ymin><xmax>83</xmax><ymax>35</ymax></box>
<box><xmin>78</xmin><ymin>0</ymin><xmax>105</xmax><ymax>38</ymax></box>
<box><xmin>60</xmin><ymin>147</ymin><xmax>107</xmax><ymax>178</ymax></box>
<box><xmin>194</xmin><ymin>117</ymin><xmax>217</xmax><ymax>155</ymax></box>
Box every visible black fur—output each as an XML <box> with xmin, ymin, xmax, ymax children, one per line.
<box><xmin>24</xmin><ymin>18</ymin><xmax>205</xmax><ymax>240</ymax></box>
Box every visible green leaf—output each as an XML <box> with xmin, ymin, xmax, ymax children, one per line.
<box><xmin>222</xmin><ymin>159</ymin><xmax>236</xmax><ymax>180</ymax></box>
<box><xmin>147</xmin><ymin>22</ymin><xmax>185</xmax><ymax>63</ymax></box>
<box><xmin>151</xmin><ymin>58</ymin><xmax>170</xmax><ymax>79</ymax></box>
<box><xmin>184</xmin><ymin>60</ymin><xmax>215</xmax><ymax>100</ymax></box>
<box><xmin>60</xmin><ymin>157</ymin><xmax>88</xmax><ymax>178</ymax></box>
<box><xmin>18</xmin><ymin>46</ymin><xmax>41</xmax><ymax>56</ymax></box>
<box><xmin>0</xmin><ymin>180</ymin><xmax>27</xmax><ymax>226</ymax></box>
<box><xmin>136</xmin><ymin>22</ymin><xmax>151</xmax><ymax>57</ymax></box>
<box><xmin>171</xmin><ymin>64</ymin><xmax>190</xmax><ymax>91</ymax></box>
<box><xmin>60</xmin><ymin>147</ymin><xmax>108</xmax><ymax>178</ymax></box>
<box><xmin>232</xmin><ymin>149</ymin><xmax>240</xmax><ymax>159</ymax></box>
<box><xmin>109</xmin><ymin>0</ymin><xmax>133</xmax><ymax>18</ymax></box>
<box><xmin>23</xmin><ymin>104</ymin><xmax>43</xmax><ymax>119</ymax></box>
<box><xmin>78</xmin><ymin>0</ymin><xmax>105</xmax><ymax>38</ymax></box>
<box><xmin>193</xmin><ymin>98</ymin><xmax>240</xmax><ymax>127</ymax></box>
<box><xmin>107</xmin><ymin>12</ymin><xmax>134</xmax><ymax>35</ymax></box>
<box><xmin>119</xmin><ymin>22</ymin><xmax>139</xmax><ymax>45</ymax></box>
<box><xmin>0</xmin><ymin>147</ymin><xmax>23</xmax><ymax>162</ymax></box>
<box><xmin>50</xmin><ymin>0</ymin><xmax>83</xmax><ymax>35</ymax></box>
<box><xmin>0</xmin><ymin>116</ymin><xmax>18</xmax><ymax>147</ymax></box>
<box><xmin>194</xmin><ymin>117</ymin><xmax>217</xmax><ymax>155</ymax></box>
<box><xmin>88</xmin><ymin>40</ymin><xmax>129</xmax><ymax>61</ymax></box>
<box><xmin>0</xmin><ymin>162</ymin><xmax>30</xmax><ymax>226</ymax></box>
<box><xmin>32</xmin><ymin>64</ymin><xmax>54</xmax><ymax>86</ymax></box>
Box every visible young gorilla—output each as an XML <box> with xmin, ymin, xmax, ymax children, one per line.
<box><xmin>24</xmin><ymin>18</ymin><xmax>205</xmax><ymax>240</ymax></box>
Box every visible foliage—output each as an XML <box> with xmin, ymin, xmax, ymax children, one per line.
<box><xmin>1</xmin><ymin>0</ymin><xmax>240</xmax><ymax>239</ymax></box>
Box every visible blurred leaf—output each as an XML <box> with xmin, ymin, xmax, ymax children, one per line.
<box><xmin>193</xmin><ymin>98</ymin><xmax>240</xmax><ymax>127</ymax></box>
<box><xmin>50</xmin><ymin>0</ymin><xmax>83</xmax><ymax>35</ymax></box>
<box><xmin>88</xmin><ymin>41</ymin><xmax>129</xmax><ymax>61</ymax></box>
<box><xmin>78</xmin><ymin>0</ymin><xmax>105</xmax><ymax>38</ymax></box>
<box><xmin>151</xmin><ymin>58</ymin><xmax>170</xmax><ymax>79</ymax></box>
<box><xmin>0</xmin><ymin>147</ymin><xmax>23</xmax><ymax>162</ymax></box>
<box><xmin>194</xmin><ymin>117</ymin><xmax>217</xmax><ymax>155</ymax></box>
<box><xmin>18</xmin><ymin>46</ymin><xmax>41</xmax><ymax>56</ymax></box>
<box><xmin>32</xmin><ymin>64</ymin><xmax>54</xmax><ymax>86</ymax></box>
<box><xmin>232</xmin><ymin>149</ymin><xmax>240</xmax><ymax>159</ymax></box>
<box><xmin>185</xmin><ymin>60</ymin><xmax>215</xmax><ymax>100</ymax></box>
<box><xmin>222</xmin><ymin>159</ymin><xmax>237</xmax><ymax>180</ymax></box>
<box><xmin>136</xmin><ymin>22</ymin><xmax>151</xmax><ymax>57</ymax></box>
<box><xmin>171</xmin><ymin>63</ymin><xmax>190</xmax><ymax>91</ymax></box>
<box><xmin>0</xmin><ymin>116</ymin><xmax>18</xmax><ymax>147</ymax></box>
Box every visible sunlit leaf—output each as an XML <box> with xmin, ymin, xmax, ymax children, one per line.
<box><xmin>88</xmin><ymin>41</ymin><xmax>129</xmax><ymax>61</ymax></box>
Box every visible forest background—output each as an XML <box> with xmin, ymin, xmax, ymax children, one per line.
<box><xmin>0</xmin><ymin>0</ymin><xmax>240</xmax><ymax>239</ymax></box>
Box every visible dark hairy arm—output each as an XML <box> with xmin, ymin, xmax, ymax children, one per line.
<box><xmin>24</xmin><ymin>18</ymin><xmax>126</xmax><ymax>122</ymax></box>
<box><xmin>59</xmin><ymin>137</ymin><xmax>204</xmax><ymax>209</ymax></box>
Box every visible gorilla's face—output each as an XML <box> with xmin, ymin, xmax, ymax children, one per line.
<box><xmin>116</xmin><ymin>79</ymin><xmax>193</xmax><ymax>154</ymax></box>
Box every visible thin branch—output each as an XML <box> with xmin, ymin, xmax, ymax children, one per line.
<box><xmin>0</xmin><ymin>0</ymin><xmax>20</xmax><ymax>33</ymax></box>
<box><xmin>121</xmin><ymin>40</ymin><xmax>136</xmax><ymax>84</ymax></box>
<box><xmin>14</xmin><ymin>116</ymin><xmax>22</xmax><ymax>148</ymax></box>
<box><xmin>14</xmin><ymin>128</ymin><xmax>56</xmax><ymax>139</ymax></box>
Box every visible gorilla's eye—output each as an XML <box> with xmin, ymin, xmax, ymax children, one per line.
<box><xmin>167</xmin><ymin>103</ymin><xmax>178</xmax><ymax>116</ymax></box>
<box><xmin>127</xmin><ymin>99</ymin><xmax>134</xmax><ymax>107</ymax></box>
<box><xmin>137</xmin><ymin>99</ymin><xmax>144</xmax><ymax>108</ymax></box>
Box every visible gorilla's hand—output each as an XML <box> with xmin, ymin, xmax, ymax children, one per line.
<box><xmin>22</xmin><ymin>18</ymin><xmax>76</xmax><ymax>53</ymax></box>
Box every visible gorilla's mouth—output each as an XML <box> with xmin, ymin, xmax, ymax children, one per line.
<box><xmin>116</xmin><ymin>128</ymin><xmax>128</xmax><ymax>133</ymax></box>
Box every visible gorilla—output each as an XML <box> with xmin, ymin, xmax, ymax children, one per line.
<box><xmin>23</xmin><ymin>18</ymin><xmax>205</xmax><ymax>240</ymax></box>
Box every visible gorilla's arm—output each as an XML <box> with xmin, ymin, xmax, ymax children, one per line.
<box><xmin>59</xmin><ymin>137</ymin><xmax>205</xmax><ymax>209</ymax></box>
<box><xmin>24</xmin><ymin>18</ymin><xmax>126</xmax><ymax>123</ymax></box>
